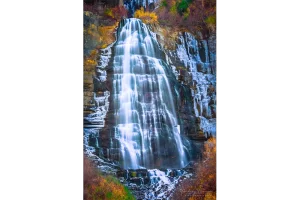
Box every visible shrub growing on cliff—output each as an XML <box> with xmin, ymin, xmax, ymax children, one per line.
<box><xmin>84</xmin><ymin>157</ymin><xmax>135</xmax><ymax>200</ymax></box>
<box><xmin>112</xmin><ymin>6</ymin><xmax>128</xmax><ymax>21</ymax></box>
<box><xmin>172</xmin><ymin>137</ymin><xmax>216</xmax><ymax>200</ymax></box>
<box><xmin>161</xmin><ymin>0</ymin><xmax>168</xmax><ymax>7</ymax></box>
<box><xmin>105</xmin><ymin>6</ymin><xmax>128</xmax><ymax>21</ymax></box>
<box><xmin>176</xmin><ymin>0</ymin><xmax>190</xmax><ymax>15</ymax></box>
<box><xmin>134</xmin><ymin>7</ymin><xmax>158</xmax><ymax>24</ymax></box>
<box><xmin>84</xmin><ymin>49</ymin><xmax>98</xmax><ymax>72</ymax></box>
<box><xmin>104</xmin><ymin>8</ymin><xmax>114</xmax><ymax>18</ymax></box>
<box><xmin>156</xmin><ymin>0</ymin><xmax>216</xmax><ymax>34</ymax></box>
<box><xmin>205</xmin><ymin>15</ymin><xmax>216</xmax><ymax>31</ymax></box>
<box><xmin>84</xmin><ymin>10</ymin><xmax>118</xmax><ymax>50</ymax></box>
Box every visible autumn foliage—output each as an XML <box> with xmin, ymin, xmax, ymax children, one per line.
<box><xmin>156</xmin><ymin>0</ymin><xmax>216</xmax><ymax>34</ymax></box>
<box><xmin>84</xmin><ymin>49</ymin><xmax>98</xmax><ymax>72</ymax></box>
<box><xmin>172</xmin><ymin>137</ymin><xmax>216</xmax><ymax>200</ymax></box>
<box><xmin>134</xmin><ymin>7</ymin><xmax>158</xmax><ymax>25</ymax></box>
<box><xmin>83</xmin><ymin>5</ymin><xmax>125</xmax><ymax>53</ymax></box>
<box><xmin>84</xmin><ymin>157</ymin><xmax>135</xmax><ymax>200</ymax></box>
<box><xmin>105</xmin><ymin>6</ymin><xmax>128</xmax><ymax>21</ymax></box>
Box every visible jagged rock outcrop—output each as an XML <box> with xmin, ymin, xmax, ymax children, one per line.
<box><xmin>151</xmin><ymin>24</ymin><xmax>216</xmax><ymax>137</ymax></box>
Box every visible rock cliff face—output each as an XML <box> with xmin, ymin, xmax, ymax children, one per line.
<box><xmin>84</xmin><ymin>22</ymin><xmax>216</xmax><ymax>162</ymax></box>
<box><xmin>83</xmin><ymin>11</ymin><xmax>117</xmax><ymax>165</ymax></box>
<box><xmin>149</xmin><ymin>23</ymin><xmax>216</xmax><ymax>137</ymax></box>
<box><xmin>167</xmin><ymin>32</ymin><xmax>216</xmax><ymax>137</ymax></box>
<box><xmin>83</xmin><ymin>10</ymin><xmax>118</xmax><ymax>124</ymax></box>
<box><xmin>83</xmin><ymin>16</ymin><xmax>215</xmax><ymax>200</ymax></box>
<box><xmin>84</xmin><ymin>18</ymin><xmax>216</xmax><ymax>168</ymax></box>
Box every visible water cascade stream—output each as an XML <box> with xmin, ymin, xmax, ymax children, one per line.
<box><xmin>111</xmin><ymin>18</ymin><xmax>190</xmax><ymax>169</ymax></box>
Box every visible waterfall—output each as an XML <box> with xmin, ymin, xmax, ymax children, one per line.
<box><xmin>111</xmin><ymin>18</ymin><xmax>189</xmax><ymax>169</ymax></box>
<box><xmin>124</xmin><ymin>0</ymin><xmax>157</xmax><ymax>16</ymax></box>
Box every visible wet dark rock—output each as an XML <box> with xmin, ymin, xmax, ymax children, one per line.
<box><xmin>84</xmin><ymin>14</ymin><xmax>215</xmax><ymax>200</ymax></box>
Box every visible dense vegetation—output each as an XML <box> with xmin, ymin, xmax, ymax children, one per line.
<box><xmin>84</xmin><ymin>0</ymin><xmax>216</xmax><ymax>33</ymax></box>
<box><xmin>84</xmin><ymin>157</ymin><xmax>135</xmax><ymax>200</ymax></box>
<box><xmin>155</xmin><ymin>0</ymin><xmax>216</xmax><ymax>34</ymax></box>
<box><xmin>83</xmin><ymin>10</ymin><xmax>118</xmax><ymax>74</ymax></box>
<box><xmin>134</xmin><ymin>7</ymin><xmax>158</xmax><ymax>24</ymax></box>
<box><xmin>172</xmin><ymin>137</ymin><xmax>216</xmax><ymax>200</ymax></box>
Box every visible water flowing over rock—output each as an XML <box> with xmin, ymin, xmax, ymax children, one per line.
<box><xmin>124</xmin><ymin>0</ymin><xmax>158</xmax><ymax>16</ymax></box>
<box><xmin>108</xmin><ymin>18</ymin><xmax>191</xmax><ymax>169</ymax></box>
<box><xmin>83</xmin><ymin>14</ymin><xmax>216</xmax><ymax>199</ymax></box>
<box><xmin>117</xmin><ymin>168</ymin><xmax>194</xmax><ymax>199</ymax></box>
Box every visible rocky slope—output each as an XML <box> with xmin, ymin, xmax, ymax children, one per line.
<box><xmin>151</xmin><ymin>23</ymin><xmax>216</xmax><ymax>137</ymax></box>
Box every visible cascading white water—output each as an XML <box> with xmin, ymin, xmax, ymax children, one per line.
<box><xmin>124</xmin><ymin>0</ymin><xmax>158</xmax><ymax>16</ymax></box>
<box><xmin>112</xmin><ymin>18</ymin><xmax>188</xmax><ymax>169</ymax></box>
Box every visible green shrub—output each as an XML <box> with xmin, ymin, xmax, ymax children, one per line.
<box><xmin>177</xmin><ymin>0</ymin><xmax>189</xmax><ymax>14</ymax></box>
<box><xmin>183</xmin><ymin>8</ymin><xmax>190</xmax><ymax>19</ymax></box>
<box><xmin>161</xmin><ymin>0</ymin><xmax>168</xmax><ymax>7</ymax></box>
<box><xmin>205</xmin><ymin>15</ymin><xmax>216</xmax><ymax>25</ymax></box>
<box><xmin>170</xmin><ymin>4</ymin><xmax>177</xmax><ymax>14</ymax></box>
<box><xmin>104</xmin><ymin>8</ymin><xmax>113</xmax><ymax>18</ymax></box>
